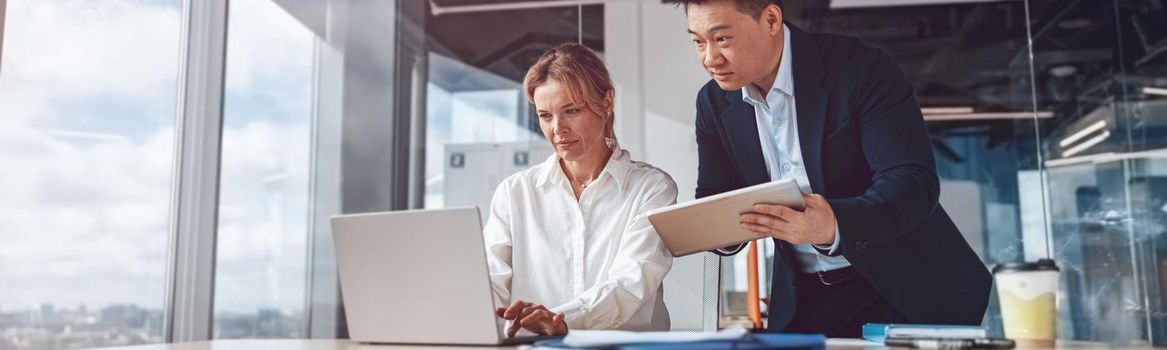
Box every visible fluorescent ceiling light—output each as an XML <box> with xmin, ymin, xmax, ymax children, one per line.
<box><xmin>1062</xmin><ymin>130</ymin><xmax>1110</xmax><ymax>158</ymax></box>
<box><xmin>1058</xmin><ymin>120</ymin><xmax>1107</xmax><ymax>148</ymax></box>
<box><xmin>831</xmin><ymin>0</ymin><xmax>1021</xmax><ymax>9</ymax></box>
<box><xmin>430</xmin><ymin>0</ymin><xmax>606</xmax><ymax>16</ymax></box>
<box><xmin>1145</xmin><ymin>86</ymin><xmax>1167</xmax><ymax>97</ymax></box>
<box><xmin>921</xmin><ymin>106</ymin><xmax>975</xmax><ymax>114</ymax></box>
<box><xmin>922</xmin><ymin>111</ymin><xmax>1054</xmax><ymax>121</ymax></box>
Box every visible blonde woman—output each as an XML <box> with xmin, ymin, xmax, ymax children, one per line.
<box><xmin>483</xmin><ymin>43</ymin><xmax>677</xmax><ymax>337</ymax></box>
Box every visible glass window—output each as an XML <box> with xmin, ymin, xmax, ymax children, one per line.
<box><xmin>0</xmin><ymin>0</ymin><xmax>183</xmax><ymax>348</ymax></box>
<box><xmin>212</xmin><ymin>0</ymin><xmax>317</xmax><ymax>339</ymax></box>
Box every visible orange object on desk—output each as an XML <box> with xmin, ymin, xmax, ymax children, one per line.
<box><xmin>746</xmin><ymin>240</ymin><xmax>763</xmax><ymax>330</ymax></box>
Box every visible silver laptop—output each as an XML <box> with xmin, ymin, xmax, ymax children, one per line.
<box><xmin>331</xmin><ymin>207</ymin><xmax>549</xmax><ymax>345</ymax></box>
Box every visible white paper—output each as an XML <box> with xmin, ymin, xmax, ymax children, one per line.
<box><xmin>825</xmin><ymin>338</ymin><xmax>881</xmax><ymax>347</ymax></box>
<box><xmin>562</xmin><ymin>327</ymin><xmax>750</xmax><ymax>348</ymax></box>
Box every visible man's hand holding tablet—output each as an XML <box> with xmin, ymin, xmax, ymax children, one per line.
<box><xmin>646</xmin><ymin>178</ymin><xmax>810</xmax><ymax>257</ymax></box>
<box><xmin>740</xmin><ymin>192</ymin><xmax>837</xmax><ymax>246</ymax></box>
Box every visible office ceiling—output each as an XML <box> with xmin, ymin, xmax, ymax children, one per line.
<box><xmin>425</xmin><ymin>3</ymin><xmax>603</xmax><ymax>92</ymax></box>
<box><xmin>791</xmin><ymin>0</ymin><xmax>1165</xmax><ymax>112</ymax></box>
<box><xmin>421</xmin><ymin>0</ymin><xmax>1167</xmax><ymax>156</ymax></box>
<box><xmin>425</xmin><ymin>0</ymin><xmax>1163</xmax><ymax>110</ymax></box>
<box><xmin>784</xmin><ymin>0</ymin><xmax>1167</xmax><ymax>157</ymax></box>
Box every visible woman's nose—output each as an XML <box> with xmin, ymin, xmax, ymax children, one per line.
<box><xmin>552</xmin><ymin>117</ymin><xmax>568</xmax><ymax>134</ymax></box>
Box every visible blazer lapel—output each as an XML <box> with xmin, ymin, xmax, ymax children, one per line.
<box><xmin>721</xmin><ymin>90</ymin><xmax>771</xmax><ymax>186</ymax></box>
<box><xmin>789</xmin><ymin>25</ymin><xmax>829</xmax><ymax>194</ymax></box>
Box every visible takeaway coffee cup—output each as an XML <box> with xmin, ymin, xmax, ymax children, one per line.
<box><xmin>992</xmin><ymin>259</ymin><xmax>1060</xmax><ymax>347</ymax></box>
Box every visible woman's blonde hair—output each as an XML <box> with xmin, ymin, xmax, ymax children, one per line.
<box><xmin>523</xmin><ymin>43</ymin><xmax>617</xmax><ymax>148</ymax></box>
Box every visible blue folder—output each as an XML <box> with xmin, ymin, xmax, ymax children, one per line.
<box><xmin>534</xmin><ymin>333</ymin><xmax>826</xmax><ymax>349</ymax></box>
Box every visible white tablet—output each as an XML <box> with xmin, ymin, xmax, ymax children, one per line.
<box><xmin>646</xmin><ymin>178</ymin><xmax>806</xmax><ymax>257</ymax></box>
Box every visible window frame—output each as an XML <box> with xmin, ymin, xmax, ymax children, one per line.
<box><xmin>165</xmin><ymin>0</ymin><xmax>228</xmax><ymax>342</ymax></box>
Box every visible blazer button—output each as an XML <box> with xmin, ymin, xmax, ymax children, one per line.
<box><xmin>853</xmin><ymin>240</ymin><xmax>868</xmax><ymax>252</ymax></box>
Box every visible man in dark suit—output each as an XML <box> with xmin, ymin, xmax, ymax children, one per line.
<box><xmin>668</xmin><ymin>0</ymin><xmax>992</xmax><ymax>337</ymax></box>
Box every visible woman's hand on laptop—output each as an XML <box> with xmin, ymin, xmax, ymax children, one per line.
<box><xmin>495</xmin><ymin>300</ymin><xmax>568</xmax><ymax>337</ymax></box>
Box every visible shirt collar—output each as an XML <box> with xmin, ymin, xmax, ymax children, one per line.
<box><xmin>536</xmin><ymin>147</ymin><xmax>632</xmax><ymax>191</ymax></box>
<box><xmin>741</xmin><ymin>24</ymin><xmax>794</xmax><ymax>104</ymax></box>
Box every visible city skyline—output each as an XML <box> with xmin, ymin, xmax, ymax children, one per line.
<box><xmin>0</xmin><ymin>302</ymin><xmax>305</xmax><ymax>349</ymax></box>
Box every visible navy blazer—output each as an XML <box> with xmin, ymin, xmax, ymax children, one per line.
<box><xmin>696</xmin><ymin>25</ymin><xmax>992</xmax><ymax>329</ymax></box>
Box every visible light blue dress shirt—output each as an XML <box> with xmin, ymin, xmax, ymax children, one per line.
<box><xmin>739</xmin><ymin>25</ymin><xmax>852</xmax><ymax>274</ymax></box>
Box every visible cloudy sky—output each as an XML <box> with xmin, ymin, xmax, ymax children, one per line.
<box><xmin>0</xmin><ymin>0</ymin><xmax>546</xmax><ymax>329</ymax></box>
<box><xmin>0</xmin><ymin>0</ymin><xmax>313</xmax><ymax>317</ymax></box>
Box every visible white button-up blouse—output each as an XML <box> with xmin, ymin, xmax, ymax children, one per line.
<box><xmin>482</xmin><ymin>147</ymin><xmax>676</xmax><ymax>331</ymax></box>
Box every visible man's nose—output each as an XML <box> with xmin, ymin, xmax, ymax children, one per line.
<box><xmin>703</xmin><ymin>45</ymin><xmax>723</xmax><ymax>68</ymax></box>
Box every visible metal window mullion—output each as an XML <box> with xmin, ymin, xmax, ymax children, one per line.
<box><xmin>302</xmin><ymin>36</ymin><xmax>322</xmax><ymax>340</ymax></box>
<box><xmin>400</xmin><ymin>0</ymin><xmax>428</xmax><ymax>210</ymax></box>
<box><xmin>165</xmin><ymin>0</ymin><xmax>228</xmax><ymax>343</ymax></box>
<box><xmin>305</xmin><ymin>0</ymin><xmax>349</xmax><ymax>338</ymax></box>
<box><xmin>1</xmin><ymin>0</ymin><xmax>7</xmax><ymax>73</ymax></box>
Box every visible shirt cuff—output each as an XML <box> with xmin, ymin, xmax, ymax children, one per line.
<box><xmin>715</xmin><ymin>243</ymin><xmax>746</xmax><ymax>255</ymax></box>
<box><xmin>812</xmin><ymin>225</ymin><xmax>841</xmax><ymax>255</ymax></box>
<box><xmin>550</xmin><ymin>298</ymin><xmax>587</xmax><ymax>329</ymax></box>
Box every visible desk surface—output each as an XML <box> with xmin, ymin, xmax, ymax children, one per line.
<box><xmin>84</xmin><ymin>338</ymin><xmax>1133</xmax><ymax>350</ymax></box>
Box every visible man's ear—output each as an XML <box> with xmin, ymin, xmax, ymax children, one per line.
<box><xmin>763</xmin><ymin>4</ymin><xmax>783</xmax><ymax>34</ymax></box>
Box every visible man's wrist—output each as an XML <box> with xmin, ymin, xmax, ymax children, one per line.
<box><xmin>812</xmin><ymin>225</ymin><xmax>842</xmax><ymax>254</ymax></box>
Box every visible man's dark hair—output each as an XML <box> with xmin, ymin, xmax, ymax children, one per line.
<box><xmin>663</xmin><ymin>0</ymin><xmax>782</xmax><ymax>19</ymax></box>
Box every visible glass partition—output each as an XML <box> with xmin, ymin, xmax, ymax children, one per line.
<box><xmin>1031</xmin><ymin>0</ymin><xmax>1167</xmax><ymax>345</ymax></box>
<box><xmin>422</xmin><ymin>3</ymin><xmax>601</xmax><ymax>211</ymax></box>
<box><xmin>743</xmin><ymin>0</ymin><xmax>1048</xmax><ymax>331</ymax></box>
